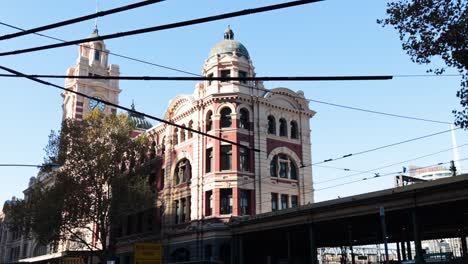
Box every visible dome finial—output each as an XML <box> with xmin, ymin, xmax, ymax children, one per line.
<box><xmin>224</xmin><ymin>25</ymin><xmax>234</xmax><ymax>40</ymax></box>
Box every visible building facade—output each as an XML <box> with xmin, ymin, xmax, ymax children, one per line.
<box><xmin>0</xmin><ymin>27</ymin><xmax>315</xmax><ymax>264</ymax></box>
<box><xmin>133</xmin><ymin>27</ymin><xmax>316</xmax><ymax>263</ymax></box>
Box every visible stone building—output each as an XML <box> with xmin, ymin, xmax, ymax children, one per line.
<box><xmin>0</xmin><ymin>27</ymin><xmax>316</xmax><ymax>264</ymax></box>
<box><xmin>132</xmin><ymin>26</ymin><xmax>316</xmax><ymax>263</ymax></box>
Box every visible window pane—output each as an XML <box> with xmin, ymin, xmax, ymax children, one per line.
<box><xmin>221</xmin><ymin>70</ymin><xmax>231</xmax><ymax>82</ymax></box>
<box><xmin>240</xmin><ymin>190</ymin><xmax>251</xmax><ymax>215</ymax></box>
<box><xmin>279</xmin><ymin>161</ymin><xmax>288</xmax><ymax>178</ymax></box>
<box><xmin>271</xmin><ymin>193</ymin><xmax>278</xmax><ymax>211</ymax></box>
<box><xmin>281</xmin><ymin>194</ymin><xmax>288</xmax><ymax>209</ymax></box>
<box><xmin>220</xmin><ymin>189</ymin><xmax>233</xmax><ymax>214</ymax></box>
<box><xmin>206</xmin><ymin>148</ymin><xmax>213</xmax><ymax>173</ymax></box>
<box><xmin>291</xmin><ymin>195</ymin><xmax>298</xmax><ymax>208</ymax></box>
<box><xmin>239</xmin><ymin>147</ymin><xmax>249</xmax><ymax>172</ymax></box>
<box><xmin>270</xmin><ymin>156</ymin><xmax>277</xmax><ymax>177</ymax></box>
<box><xmin>220</xmin><ymin>145</ymin><xmax>232</xmax><ymax>170</ymax></box>
<box><xmin>220</xmin><ymin>108</ymin><xmax>232</xmax><ymax>128</ymax></box>
<box><xmin>268</xmin><ymin>116</ymin><xmax>276</xmax><ymax>135</ymax></box>
<box><xmin>239</xmin><ymin>71</ymin><xmax>247</xmax><ymax>84</ymax></box>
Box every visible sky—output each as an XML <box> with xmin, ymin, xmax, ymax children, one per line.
<box><xmin>0</xmin><ymin>0</ymin><xmax>466</xmax><ymax>206</ymax></box>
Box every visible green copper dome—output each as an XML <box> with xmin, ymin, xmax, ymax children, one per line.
<box><xmin>208</xmin><ymin>26</ymin><xmax>250</xmax><ymax>59</ymax></box>
<box><xmin>128</xmin><ymin>101</ymin><xmax>152</xmax><ymax>130</ymax></box>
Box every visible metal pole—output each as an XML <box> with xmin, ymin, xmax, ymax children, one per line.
<box><xmin>348</xmin><ymin>225</ymin><xmax>355</xmax><ymax>264</ymax></box>
<box><xmin>309</xmin><ymin>224</ymin><xmax>318</xmax><ymax>264</ymax></box>
<box><xmin>380</xmin><ymin>207</ymin><xmax>390</xmax><ymax>264</ymax></box>
<box><xmin>412</xmin><ymin>210</ymin><xmax>425</xmax><ymax>264</ymax></box>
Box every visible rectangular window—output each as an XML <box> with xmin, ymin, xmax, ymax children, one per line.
<box><xmin>291</xmin><ymin>195</ymin><xmax>298</xmax><ymax>208</ymax></box>
<box><xmin>207</xmin><ymin>73</ymin><xmax>214</xmax><ymax>85</ymax></box>
<box><xmin>206</xmin><ymin>191</ymin><xmax>213</xmax><ymax>216</ymax></box>
<box><xmin>220</xmin><ymin>70</ymin><xmax>231</xmax><ymax>82</ymax></box>
<box><xmin>220</xmin><ymin>188</ymin><xmax>233</xmax><ymax>214</ymax></box>
<box><xmin>181</xmin><ymin>198</ymin><xmax>186</xmax><ymax>223</ymax></box>
<box><xmin>239</xmin><ymin>147</ymin><xmax>250</xmax><ymax>172</ymax></box>
<box><xmin>239</xmin><ymin>71</ymin><xmax>247</xmax><ymax>84</ymax></box>
<box><xmin>174</xmin><ymin>200</ymin><xmax>180</xmax><ymax>224</ymax></box>
<box><xmin>206</xmin><ymin>148</ymin><xmax>213</xmax><ymax>173</ymax></box>
<box><xmin>240</xmin><ymin>190</ymin><xmax>251</xmax><ymax>215</ymax></box>
<box><xmin>220</xmin><ymin>145</ymin><xmax>232</xmax><ymax>170</ymax></box>
<box><xmin>281</xmin><ymin>194</ymin><xmax>288</xmax><ymax>209</ymax></box>
<box><xmin>271</xmin><ymin>193</ymin><xmax>278</xmax><ymax>211</ymax></box>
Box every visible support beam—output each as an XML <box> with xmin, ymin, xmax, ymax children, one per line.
<box><xmin>348</xmin><ymin>225</ymin><xmax>355</xmax><ymax>264</ymax></box>
<box><xmin>309</xmin><ymin>224</ymin><xmax>318</xmax><ymax>264</ymax></box>
<box><xmin>397</xmin><ymin>242</ymin><xmax>401</xmax><ymax>262</ymax></box>
<box><xmin>401</xmin><ymin>240</ymin><xmax>407</xmax><ymax>260</ymax></box>
<box><xmin>407</xmin><ymin>237</ymin><xmax>412</xmax><ymax>260</ymax></box>
<box><xmin>412</xmin><ymin>210</ymin><xmax>425</xmax><ymax>264</ymax></box>
<box><xmin>461</xmin><ymin>232</ymin><xmax>467</xmax><ymax>258</ymax></box>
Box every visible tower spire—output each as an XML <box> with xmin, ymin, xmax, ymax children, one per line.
<box><xmin>94</xmin><ymin>0</ymin><xmax>99</xmax><ymax>32</ymax></box>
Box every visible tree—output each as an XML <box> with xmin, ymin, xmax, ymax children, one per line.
<box><xmin>378</xmin><ymin>0</ymin><xmax>467</xmax><ymax>128</ymax></box>
<box><xmin>5</xmin><ymin>110</ymin><xmax>157</xmax><ymax>262</ymax></box>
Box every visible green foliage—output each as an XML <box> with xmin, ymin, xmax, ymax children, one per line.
<box><xmin>6</xmin><ymin>110</ymin><xmax>156</xmax><ymax>261</ymax></box>
<box><xmin>378</xmin><ymin>0</ymin><xmax>468</xmax><ymax>128</ymax></box>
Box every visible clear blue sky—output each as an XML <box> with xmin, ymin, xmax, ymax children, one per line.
<box><xmin>0</xmin><ymin>0</ymin><xmax>465</xmax><ymax>206</ymax></box>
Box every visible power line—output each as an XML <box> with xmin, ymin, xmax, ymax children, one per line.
<box><xmin>0</xmin><ymin>21</ymin><xmax>451</xmax><ymax>126</ymax></box>
<box><xmin>0</xmin><ymin>0</ymin><xmax>166</xmax><ymax>41</ymax></box>
<box><xmin>0</xmin><ymin>21</ymin><xmax>200</xmax><ymax>77</ymax></box>
<box><xmin>0</xmin><ymin>65</ymin><xmax>261</xmax><ymax>153</ymax></box>
<box><xmin>0</xmin><ymin>0</ymin><xmax>323</xmax><ymax>57</ymax></box>
<box><xmin>0</xmin><ymin>73</ymin><xmax>393</xmax><ymax>81</ymax></box>
<box><xmin>314</xmin><ymin>157</ymin><xmax>468</xmax><ymax>192</ymax></box>
<box><xmin>314</xmin><ymin>142</ymin><xmax>468</xmax><ymax>184</ymax></box>
<box><xmin>312</xmin><ymin>127</ymin><xmax>459</xmax><ymax>166</ymax></box>
<box><xmin>0</xmin><ymin>164</ymin><xmax>46</xmax><ymax>168</ymax></box>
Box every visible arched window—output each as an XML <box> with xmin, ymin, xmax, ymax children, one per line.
<box><xmin>174</xmin><ymin>159</ymin><xmax>191</xmax><ymax>184</ymax></box>
<box><xmin>206</xmin><ymin>111</ymin><xmax>213</xmax><ymax>131</ymax></box>
<box><xmin>290</xmin><ymin>121</ymin><xmax>299</xmax><ymax>139</ymax></box>
<box><xmin>187</xmin><ymin>120</ymin><xmax>193</xmax><ymax>139</ymax></box>
<box><xmin>173</xmin><ymin>128</ymin><xmax>179</xmax><ymax>145</ymax></box>
<box><xmin>180</xmin><ymin>124</ymin><xmax>186</xmax><ymax>143</ymax></box>
<box><xmin>268</xmin><ymin>115</ymin><xmax>276</xmax><ymax>135</ymax></box>
<box><xmin>270</xmin><ymin>154</ymin><xmax>298</xmax><ymax>180</ymax></box>
<box><xmin>220</xmin><ymin>107</ymin><xmax>232</xmax><ymax>128</ymax></box>
<box><xmin>279</xmin><ymin>118</ymin><xmax>287</xmax><ymax>137</ymax></box>
<box><xmin>94</xmin><ymin>43</ymin><xmax>102</xmax><ymax>61</ymax></box>
<box><xmin>239</xmin><ymin>108</ymin><xmax>249</xmax><ymax>129</ymax></box>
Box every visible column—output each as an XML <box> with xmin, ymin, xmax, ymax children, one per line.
<box><xmin>233</xmin><ymin>188</ymin><xmax>240</xmax><ymax>215</ymax></box>
<box><xmin>412</xmin><ymin>210</ymin><xmax>425</xmax><ymax>264</ymax></box>
<box><xmin>309</xmin><ymin>224</ymin><xmax>318</xmax><ymax>264</ymax></box>
<box><xmin>407</xmin><ymin>238</ymin><xmax>412</xmax><ymax>260</ymax></box>
<box><xmin>397</xmin><ymin>242</ymin><xmax>401</xmax><ymax>262</ymax></box>
<box><xmin>401</xmin><ymin>240</ymin><xmax>407</xmax><ymax>261</ymax></box>
<box><xmin>213</xmin><ymin>189</ymin><xmax>220</xmax><ymax>216</ymax></box>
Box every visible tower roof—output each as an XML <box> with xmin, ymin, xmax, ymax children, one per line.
<box><xmin>88</xmin><ymin>27</ymin><xmax>100</xmax><ymax>39</ymax></box>
<box><xmin>208</xmin><ymin>26</ymin><xmax>250</xmax><ymax>59</ymax></box>
<box><xmin>128</xmin><ymin>101</ymin><xmax>152</xmax><ymax>130</ymax></box>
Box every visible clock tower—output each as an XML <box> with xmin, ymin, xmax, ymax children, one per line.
<box><xmin>62</xmin><ymin>28</ymin><xmax>120</xmax><ymax>120</ymax></box>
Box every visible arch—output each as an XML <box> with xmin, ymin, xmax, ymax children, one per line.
<box><xmin>290</xmin><ymin>120</ymin><xmax>299</xmax><ymax>139</ymax></box>
<box><xmin>187</xmin><ymin>120</ymin><xmax>193</xmax><ymax>139</ymax></box>
<box><xmin>163</xmin><ymin>95</ymin><xmax>194</xmax><ymax>120</ymax></box>
<box><xmin>270</xmin><ymin>153</ymin><xmax>298</xmax><ymax>180</ymax></box>
<box><xmin>268</xmin><ymin>146</ymin><xmax>301</xmax><ymax>179</ymax></box>
<box><xmin>279</xmin><ymin>118</ymin><xmax>287</xmax><ymax>137</ymax></box>
<box><xmin>206</xmin><ymin>110</ymin><xmax>213</xmax><ymax>131</ymax></box>
<box><xmin>264</xmin><ymin>87</ymin><xmax>308</xmax><ymax>110</ymax></box>
<box><xmin>267</xmin><ymin>115</ymin><xmax>276</xmax><ymax>135</ymax></box>
<box><xmin>239</xmin><ymin>108</ymin><xmax>250</xmax><ymax>129</ymax></box>
<box><xmin>174</xmin><ymin>158</ymin><xmax>192</xmax><ymax>184</ymax></box>
<box><xmin>220</xmin><ymin>107</ymin><xmax>232</xmax><ymax>128</ymax></box>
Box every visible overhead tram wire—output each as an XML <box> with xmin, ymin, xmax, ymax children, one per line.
<box><xmin>0</xmin><ymin>21</ymin><xmax>452</xmax><ymax>125</ymax></box>
<box><xmin>0</xmin><ymin>0</ymin><xmax>323</xmax><ymax>57</ymax></box>
<box><xmin>0</xmin><ymin>65</ymin><xmax>261</xmax><ymax>153</ymax></box>
<box><xmin>256</xmin><ymin>157</ymin><xmax>468</xmax><ymax>204</ymax></box>
<box><xmin>0</xmin><ymin>73</ymin><xmax>393</xmax><ymax>81</ymax></box>
<box><xmin>314</xmin><ymin>157</ymin><xmax>468</xmax><ymax>192</ymax></box>
<box><xmin>0</xmin><ymin>21</ymin><xmax>200</xmax><ymax>77</ymax></box>
<box><xmin>311</xmin><ymin>127</ymin><xmax>460</xmax><ymax>166</ymax></box>
<box><xmin>314</xmin><ymin>142</ymin><xmax>468</xmax><ymax>184</ymax></box>
<box><xmin>0</xmin><ymin>0</ymin><xmax>166</xmax><ymax>41</ymax></box>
